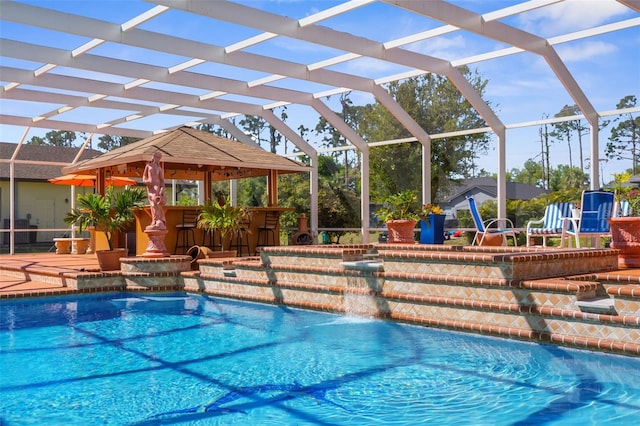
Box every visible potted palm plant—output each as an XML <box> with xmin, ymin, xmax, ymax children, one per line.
<box><xmin>375</xmin><ymin>190</ymin><xmax>421</xmax><ymax>243</ymax></box>
<box><xmin>197</xmin><ymin>196</ymin><xmax>249</xmax><ymax>254</ymax></box>
<box><xmin>64</xmin><ymin>186</ymin><xmax>147</xmax><ymax>270</ymax></box>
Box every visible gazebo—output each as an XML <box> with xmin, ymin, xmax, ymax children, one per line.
<box><xmin>63</xmin><ymin>126</ymin><xmax>311</xmax><ymax>205</ymax></box>
<box><xmin>63</xmin><ymin>126</ymin><xmax>311</xmax><ymax>254</ymax></box>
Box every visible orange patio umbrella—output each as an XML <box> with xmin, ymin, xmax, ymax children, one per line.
<box><xmin>49</xmin><ymin>173</ymin><xmax>137</xmax><ymax>187</ymax></box>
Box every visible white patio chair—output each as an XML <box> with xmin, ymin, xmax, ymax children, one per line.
<box><xmin>614</xmin><ymin>200</ymin><xmax>631</xmax><ymax>217</ymax></box>
<box><xmin>561</xmin><ymin>190</ymin><xmax>614</xmax><ymax>248</ymax></box>
<box><xmin>526</xmin><ymin>202</ymin><xmax>574</xmax><ymax>247</ymax></box>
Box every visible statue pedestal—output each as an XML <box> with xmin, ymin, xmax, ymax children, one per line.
<box><xmin>86</xmin><ymin>227</ymin><xmax>96</xmax><ymax>254</ymax></box>
<box><xmin>142</xmin><ymin>225</ymin><xmax>170</xmax><ymax>257</ymax></box>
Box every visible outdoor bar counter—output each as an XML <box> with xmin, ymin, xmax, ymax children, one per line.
<box><xmin>132</xmin><ymin>206</ymin><xmax>292</xmax><ymax>256</ymax></box>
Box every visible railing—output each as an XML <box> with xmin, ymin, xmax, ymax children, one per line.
<box><xmin>0</xmin><ymin>227</ymin><xmax>87</xmax><ymax>250</ymax></box>
<box><xmin>281</xmin><ymin>226</ymin><xmax>529</xmax><ymax>245</ymax></box>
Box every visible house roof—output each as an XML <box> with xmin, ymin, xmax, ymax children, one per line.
<box><xmin>63</xmin><ymin>126</ymin><xmax>311</xmax><ymax>181</ymax></box>
<box><xmin>0</xmin><ymin>143</ymin><xmax>103</xmax><ymax>181</ymax></box>
<box><xmin>444</xmin><ymin>177</ymin><xmax>548</xmax><ymax>202</ymax></box>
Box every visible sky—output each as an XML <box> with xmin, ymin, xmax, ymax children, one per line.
<box><xmin>1</xmin><ymin>0</ymin><xmax>639</xmax><ymax>186</ymax></box>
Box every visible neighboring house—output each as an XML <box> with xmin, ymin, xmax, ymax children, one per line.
<box><xmin>0</xmin><ymin>143</ymin><xmax>102</xmax><ymax>244</ymax></box>
<box><xmin>442</xmin><ymin>177</ymin><xmax>548</xmax><ymax>227</ymax></box>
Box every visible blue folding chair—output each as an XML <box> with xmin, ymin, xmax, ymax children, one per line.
<box><xmin>526</xmin><ymin>202</ymin><xmax>574</xmax><ymax>247</ymax></box>
<box><xmin>466</xmin><ymin>196</ymin><xmax>518</xmax><ymax>246</ymax></box>
<box><xmin>562</xmin><ymin>190</ymin><xmax>614</xmax><ymax>248</ymax></box>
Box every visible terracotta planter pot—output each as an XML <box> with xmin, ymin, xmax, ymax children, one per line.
<box><xmin>95</xmin><ymin>248</ymin><xmax>127</xmax><ymax>271</ymax></box>
<box><xmin>608</xmin><ymin>217</ymin><xmax>640</xmax><ymax>268</ymax></box>
<box><xmin>478</xmin><ymin>232</ymin><xmax>505</xmax><ymax>246</ymax></box>
<box><xmin>186</xmin><ymin>245</ymin><xmax>237</xmax><ymax>270</ymax></box>
<box><xmin>386</xmin><ymin>219</ymin><xmax>417</xmax><ymax>243</ymax></box>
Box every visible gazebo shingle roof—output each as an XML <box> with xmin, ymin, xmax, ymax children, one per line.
<box><xmin>63</xmin><ymin>126</ymin><xmax>310</xmax><ymax>181</ymax></box>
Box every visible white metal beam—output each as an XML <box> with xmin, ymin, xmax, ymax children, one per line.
<box><xmin>1</xmin><ymin>0</ymin><xmax>638</xmax><ymax>248</ymax></box>
<box><xmin>372</xmin><ymin>85</ymin><xmax>433</xmax><ymax>204</ymax></box>
<box><xmin>311</xmin><ymin>99</ymin><xmax>371</xmax><ymax>242</ymax></box>
<box><xmin>262</xmin><ymin>109</ymin><xmax>320</xmax><ymax>240</ymax></box>
<box><xmin>386</xmin><ymin>0</ymin><xmax>606</xmax><ymax>216</ymax></box>
<box><xmin>151</xmin><ymin>0</ymin><xmax>504</xmax><ymax>132</ymax></box>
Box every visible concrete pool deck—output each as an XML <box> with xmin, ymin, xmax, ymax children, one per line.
<box><xmin>1</xmin><ymin>245</ymin><xmax>639</xmax><ymax>357</ymax></box>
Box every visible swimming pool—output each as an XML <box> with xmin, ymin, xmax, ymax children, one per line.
<box><xmin>1</xmin><ymin>293</ymin><xmax>639</xmax><ymax>425</ymax></box>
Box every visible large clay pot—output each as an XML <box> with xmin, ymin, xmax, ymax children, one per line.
<box><xmin>608</xmin><ymin>217</ymin><xmax>640</xmax><ymax>268</ymax></box>
<box><xmin>186</xmin><ymin>245</ymin><xmax>237</xmax><ymax>270</ymax></box>
<box><xmin>478</xmin><ymin>232</ymin><xmax>505</xmax><ymax>246</ymax></box>
<box><xmin>386</xmin><ymin>220</ymin><xmax>417</xmax><ymax>243</ymax></box>
<box><xmin>96</xmin><ymin>248</ymin><xmax>127</xmax><ymax>271</ymax></box>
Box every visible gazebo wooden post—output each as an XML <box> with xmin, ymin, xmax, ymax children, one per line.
<box><xmin>96</xmin><ymin>168</ymin><xmax>106</xmax><ymax>196</ymax></box>
<box><xmin>268</xmin><ymin>169</ymin><xmax>278</xmax><ymax>206</ymax></box>
<box><xmin>203</xmin><ymin>170</ymin><xmax>212</xmax><ymax>204</ymax></box>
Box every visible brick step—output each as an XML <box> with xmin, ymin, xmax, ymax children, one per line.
<box><xmin>3</xmin><ymin>248</ymin><xmax>636</xmax><ymax>356</ymax></box>
<box><xmin>0</xmin><ymin>262</ymin><xmax>127</xmax><ymax>290</ymax></box>
<box><xmin>182</xmin><ymin>273</ymin><xmax>640</xmax><ymax>355</ymax></box>
<box><xmin>565</xmin><ymin>272</ymin><xmax>640</xmax><ymax>316</ymax></box>
<box><xmin>200</xmin><ymin>260</ymin><xmax>602</xmax><ymax>306</ymax></box>
<box><xmin>0</xmin><ymin>275</ymin><xmax>69</xmax><ymax>296</ymax></box>
<box><xmin>258</xmin><ymin>244</ymin><xmax>619</xmax><ymax>281</ymax></box>
<box><xmin>182</xmin><ymin>244</ymin><xmax>640</xmax><ymax>357</ymax></box>
<box><xmin>377</xmin><ymin>247</ymin><xmax>618</xmax><ymax>280</ymax></box>
<box><xmin>258</xmin><ymin>245</ymin><xmax>377</xmax><ymax>268</ymax></box>
<box><xmin>388</xmin><ymin>311</ymin><xmax>640</xmax><ymax>355</ymax></box>
<box><xmin>383</xmin><ymin>291</ymin><xmax>639</xmax><ymax>347</ymax></box>
<box><xmin>191</xmin><ymin>270</ymin><xmax>633</xmax><ymax>324</ymax></box>
<box><xmin>567</xmin><ymin>271</ymin><xmax>640</xmax><ymax>293</ymax></box>
<box><xmin>0</xmin><ymin>267</ymin><xmax>76</xmax><ymax>287</ymax></box>
<box><xmin>194</xmin><ymin>254</ymin><xmax>640</xmax><ymax>315</ymax></box>
<box><xmin>606</xmin><ymin>284</ymin><xmax>640</xmax><ymax>299</ymax></box>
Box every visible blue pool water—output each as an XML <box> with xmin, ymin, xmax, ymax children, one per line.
<box><xmin>1</xmin><ymin>293</ymin><xmax>639</xmax><ymax>425</ymax></box>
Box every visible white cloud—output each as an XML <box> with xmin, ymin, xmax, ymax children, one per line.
<box><xmin>488</xmin><ymin>75</ymin><xmax>560</xmax><ymax>98</ymax></box>
<box><xmin>409</xmin><ymin>35</ymin><xmax>468</xmax><ymax>59</ymax></box>
<box><xmin>556</xmin><ymin>41</ymin><xmax>618</xmax><ymax>62</ymax></box>
<box><xmin>338</xmin><ymin>56</ymin><xmax>403</xmax><ymax>76</ymax></box>
<box><xmin>519</xmin><ymin>0</ymin><xmax>630</xmax><ymax>35</ymax></box>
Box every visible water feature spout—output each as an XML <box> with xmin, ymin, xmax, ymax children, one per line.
<box><xmin>341</xmin><ymin>260</ymin><xmax>384</xmax><ymax>317</ymax></box>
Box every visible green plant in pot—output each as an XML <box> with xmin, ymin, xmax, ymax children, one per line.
<box><xmin>197</xmin><ymin>196</ymin><xmax>249</xmax><ymax>253</ymax></box>
<box><xmin>610</xmin><ymin>172</ymin><xmax>640</xmax><ymax>216</ymax></box>
<box><xmin>375</xmin><ymin>190</ymin><xmax>421</xmax><ymax>243</ymax></box>
<box><xmin>608</xmin><ymin>172</ymin><xmax>640</xmax><ymax>268</ymax></box>
<box><xmin>419</xmin><ymin>203</ymin><xmax>446</xmax><ymax>244</ymax></box>
<box><xmin>64</xmin><ymin>186</ymin><xmax>147</xmax><ymax>270</ymax></box>
<box><xmin>213</xmin><ymin>189</ymin><xmax>227</xmax><ymax>206</ymax></box>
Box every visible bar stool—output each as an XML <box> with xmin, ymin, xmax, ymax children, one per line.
<box><xmin>201</xmin><ymin>227</ymin><xmax>217</xmax><ymax>250</ymax></box>
<box><xmin>174</xmin><ymin>209</ymin><xmax>199</xmax><ymax>254</ymax></box>
<box><xmin>255</xmin><ymin>211</ymin><xmax>280</xmax><ymax>254</ymax></box>
<box><xmin>231</xmin><ymin>215</ymin><xmax>252</xmax><ymax>256</ymax></box>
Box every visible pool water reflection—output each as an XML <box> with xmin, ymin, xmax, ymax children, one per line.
<box><xmin>1</xmin><ymin>293</ymin><xmax>639</xmax><ymax>425</ymax></box>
